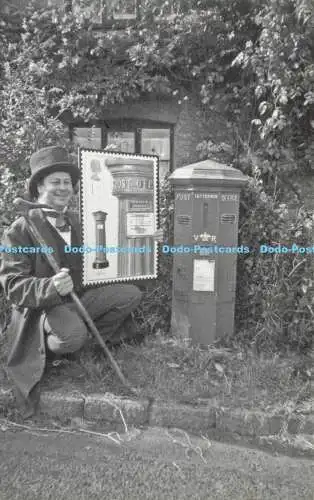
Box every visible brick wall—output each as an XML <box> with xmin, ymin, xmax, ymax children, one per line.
<box><xmin>67</xmin><ymin>94</ymin><xmax>234</xmax><ymax>214</ymax></box>
<box><xmin>99</xmin><ymin>94</ymin><xmax>232</xmax><ymax>169</ymax></box>
<box><xmin>174</xmin><ymin>99</ymin><xmax>206</xmax><ymax>167</ymax></box>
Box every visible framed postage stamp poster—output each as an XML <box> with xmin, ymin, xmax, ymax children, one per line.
<box><xmin>79</xmin><ymin>148</ymin><xmax>159</xmax><ymax>286</ymax></box>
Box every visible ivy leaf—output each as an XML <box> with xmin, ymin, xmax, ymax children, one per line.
<box><xmin>214</xmin><ymin>363</ymin><xmax>224</xmax><ymax>374</ymax></box>
<box><xmin>258</xmin><ymin>102</ymin><xmax>268</xmax><ymax>115</ymax></box>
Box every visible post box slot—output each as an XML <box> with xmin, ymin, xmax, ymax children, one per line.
<box><xmin>221</xmin><ymin>214</ymin><xmax>236</xmax><ymax>224</ymax></box>
<box><xmin>202</xmin><ymin>203</ymin><xmax>208</xmax><ymax>229</ymax></box>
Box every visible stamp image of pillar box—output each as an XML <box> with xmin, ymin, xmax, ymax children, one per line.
<box><xmin>79</xmin><ymin>149</ymin><xmax>159</xmax><ymax>285</ymax></box>
<box><xmin>106</xmin><ymin>157</ymin><xmax>156</xmax><ymax>278</ymax></box>
<box><xmin>92</xmin><ymin>211</ymin><xmax>109</xmax><ymax>269</ymax></box>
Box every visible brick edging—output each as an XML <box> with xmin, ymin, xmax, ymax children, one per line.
<box><xmin>2</xmin><ymin>389</ymin><xmax>314</xmax><ymax>457</ymax></box>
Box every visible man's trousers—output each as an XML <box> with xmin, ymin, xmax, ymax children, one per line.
<box><xmin>43</xmin><ymin>284</ymin><xmax>142</xmax><ymax>354</ymax></box>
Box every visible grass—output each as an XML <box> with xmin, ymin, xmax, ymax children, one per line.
<box><xmin>0</xmin><ymin>327</ymin><xmax>9</xmax><ymax>390</ymax></box>
<box><xmin>31</xmin><ymin>332</ymin><xmax>314</xmax><ymax>413</ymax></box>
<box><xmin>1</xmin><ymin>326</ymin><xmax>313</xmax><ymax>414</ymax></box>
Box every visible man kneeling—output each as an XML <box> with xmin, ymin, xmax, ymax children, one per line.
<box><xmin>0</xmin><ymin>146</ymin><xmax>143</xmax><ymax>417</ymax></box>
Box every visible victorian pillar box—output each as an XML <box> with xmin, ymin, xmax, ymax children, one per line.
<box><xmin>169</xmin><ymin>159</ymin><xmax>248</xmax><ymax>345</ymax></box>
<box><xmin>106</xmin><ymin>157</ymin><xmax>155</xmax><ymax>277</ymax></box>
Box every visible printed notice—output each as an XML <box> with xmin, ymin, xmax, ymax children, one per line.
<box><xmin>193</xmin><ymin>259</ymin><xmax>215</xmax><ymax>291</ymax></box>
<box><xmin>127</xmin><ymin>212</ymin><xmax>155</xmax><ymax>237</ymax></box>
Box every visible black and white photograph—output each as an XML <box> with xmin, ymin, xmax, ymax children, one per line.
<box><xmin>1</xmin><ymin>0</ymin><xmax>314</xmax><ymax>498</ymax></box>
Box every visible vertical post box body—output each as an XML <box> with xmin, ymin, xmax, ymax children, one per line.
<box><xmin>169</xmin><ymin>160</ymin><xmax>248</xmax><ymax>345</ymax></box>
<box><xmin>92</xmin><ymin>211</ymin><xmax>109</xmax><ymax>269</ymax></box>
<box><xmin>106</xmin><ymin>159</ymin><xmax>155</xmax><ymax>277</ymax></box>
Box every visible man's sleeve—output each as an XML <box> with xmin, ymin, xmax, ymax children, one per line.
<box><xmin>0</xmin><ymin>219</ymin><xmax>63</xmax><ymax>309</ymax></box>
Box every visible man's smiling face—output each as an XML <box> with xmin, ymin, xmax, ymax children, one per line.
<box><xmin>37</xmin><ymin>171</ymin><xmax>74</xmax><ymax>211</ymax></box>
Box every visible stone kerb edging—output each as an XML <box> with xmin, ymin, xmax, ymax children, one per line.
<box><xmin>2</xmin><ymin>388</ymin><xmax>314</xmax><ymax>457</ymax></box>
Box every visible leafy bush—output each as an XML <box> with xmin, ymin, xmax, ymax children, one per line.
<box><xmin>235</xmin><ymin>166</ymin><xmax>314</xmax><ymax>353</ymax></box>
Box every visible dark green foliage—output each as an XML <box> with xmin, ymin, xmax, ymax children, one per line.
<box><xmin>236</xmin><ymin>172</ymin><xmax>314</xmax><ymax>352</ymax></box>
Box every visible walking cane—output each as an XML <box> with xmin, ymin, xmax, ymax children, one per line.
<box><xmin>13</xmin><ymin>197</ymin><xmax>139</xmax><ymax>396</ymax></box>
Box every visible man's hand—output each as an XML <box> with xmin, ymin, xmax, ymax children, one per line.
<box><xmin>52</xmin><ymin>268</ymin><xmax>74</xmax><ymax>296</ymax></box>
<box><xmin>153</xmin><ymin>228</ymin><xmax>164</xmax><ymax>243</ymax></box>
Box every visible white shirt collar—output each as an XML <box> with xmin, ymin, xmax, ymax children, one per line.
<box><xmin>42</xmin><ymin>207</ymin><xmax>71</xmax><ymax>243</ymax></box>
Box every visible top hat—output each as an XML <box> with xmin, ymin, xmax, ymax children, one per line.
<box><xmin>28</xmin><ymin>146</ymin><xmax>80</xmax><ymax>198</ymax></box>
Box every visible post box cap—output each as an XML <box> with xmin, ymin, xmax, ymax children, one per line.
<box><xmin>105</xmin><ymin>157</ymin><xmax>155</xmax><ymax>177</ymax></box>
<box><xmin>105</xmin><ymin>157</ymin><xmax>154</xmax><ymax>168</ymax></box>
<box><xmin>169</xmin><ymin>159</ymin><xmax>248</xmax><ymax>187</ymax></box>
